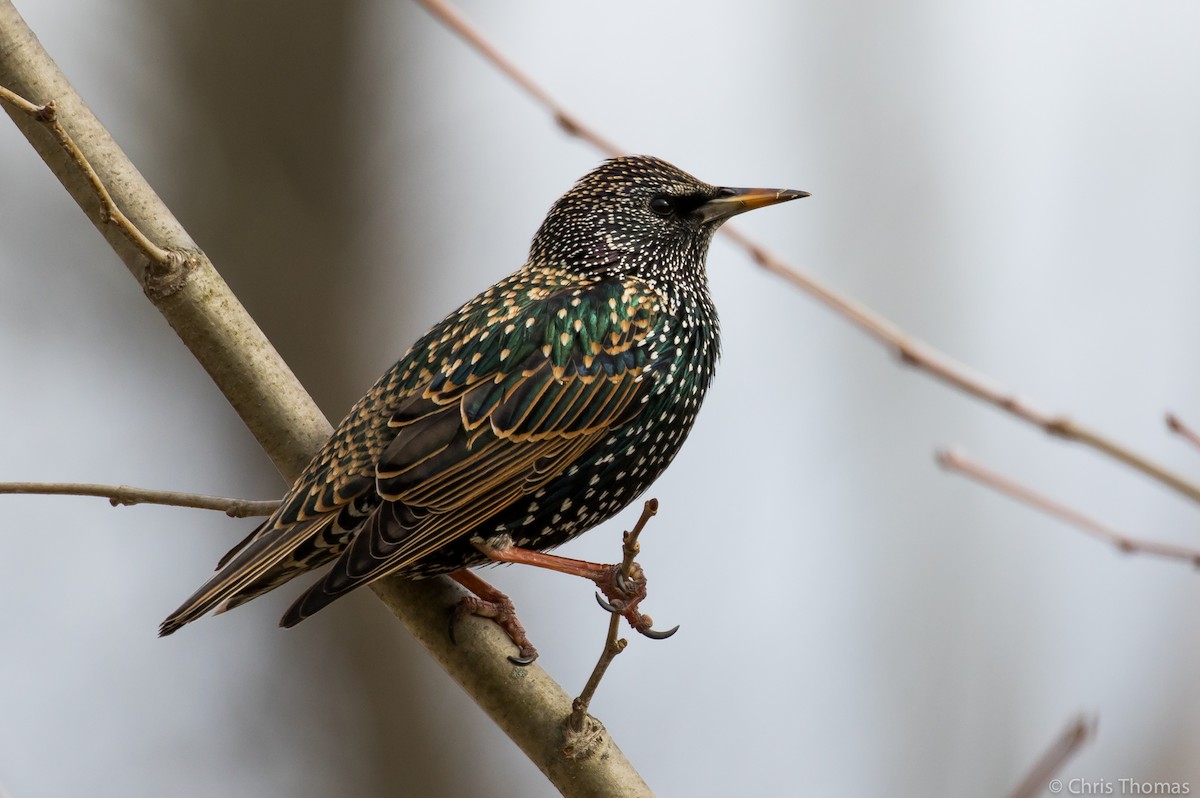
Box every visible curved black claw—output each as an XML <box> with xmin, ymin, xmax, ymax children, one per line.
<box><xmin>507</xmin><ymin>652</ymin><xmax>537</xmax><ymax>666</ymax></box>
<box><xmin>614</xmin><ymin>569</ymin><xmax>632</xmax><ymax>595</ymax></box>
<box><xmin>447</xmin><ymin>611</ymin><xmax>460</xmax><ymax>645</ymax></box>
<box><xmin>594</xmin><ymin>591</ymin><xmax>621</xmax><ymax>614</ymax></box>
<box><xmin>640</xmin><ymin>623</ymin><xmax>680</xmax><ymax>640</ymax></box>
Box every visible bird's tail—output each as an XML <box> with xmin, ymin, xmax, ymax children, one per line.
<box><xmin>158</xmin><ymin>513</ymin><xmax>336</xmax><ymax>636</ymax></box>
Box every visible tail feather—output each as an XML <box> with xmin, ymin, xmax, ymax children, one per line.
<box><xmin>278</xmin><ymin>576</ymin><xmax>340</xmax><ymax>629</ymax></box>
<box><xmin>158</xmin><ymin>514</ymin><xmax>336</xmax><ymax>636</ymax></box>
<box><xmin>214</xmin><ymin>521</ymin><xmax>266</xmax><ymax>570</ymax></box>
<box><xmin>276</xmin><ymin>510</ymin><xmax>386</xmax><ymax>629</ymax></box>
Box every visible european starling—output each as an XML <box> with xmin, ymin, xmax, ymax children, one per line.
<box><xmin>160</xmin><ymin>156</ymin><xmax>806</xmax><ymax>659</ymax></box>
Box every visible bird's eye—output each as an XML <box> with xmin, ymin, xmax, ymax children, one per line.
<box><xmin>649</xmin><ymin>196</ymin><xmax>675</xmax><ymax>217</ymax></box>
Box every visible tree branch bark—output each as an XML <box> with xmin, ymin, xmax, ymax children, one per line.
<box><xmin>0</xmin><ymin>3</ymin><xmax>650</xmax><ymax>795</ymax></box>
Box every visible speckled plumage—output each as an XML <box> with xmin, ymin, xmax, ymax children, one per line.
<box><xmin>160</xmin><ymin>156</ymin><xmax>805</xmax><ymax>635</ymax></box>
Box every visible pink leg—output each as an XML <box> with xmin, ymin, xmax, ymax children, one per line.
<box><xmin>450</xmin><ymin>569</ymin><xmax>538</xmax><ymax>665</ymax></box>
<box><xmin>470</xmin><ymin>535</ymin><xmax>679</xmax><ymax>642</ymax></box>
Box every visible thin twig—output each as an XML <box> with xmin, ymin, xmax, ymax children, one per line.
<box><xmin>561</xmin><ymin>613</ymin><xmax>623</xmax><ymax>762</ymax></box>
<box><xmin>1166</xmin><ymin>412</ymin><xmax>1200</xmax><ymax>453</ymax></box>
<box><xmin>1007</xmin><ymin>714</ymin><xmax>1097</xmax><ymax>798</ymax></box>
<box><xmin>937</xmin><ymin>449</ymin><xmax>1200</xmax><ymax>566</ymax></box>
<box><xmin>0</xmin><ymin>482</ymin><xmax>279</xmax><ymax>518</ymax></box>
<box><xmin>414</xmin><ymin>0</ymin><xmax>1200</xmax><ymax>508</ymax></box>
<box><xmin>0</xmin><ymin>84</ymin><xmax>178</xmax><ymax>273</ymax></box>
<box><xmin>564</xmin><ymin>499</ymin><xmax>659</xmax><ymax>757</ymax></box>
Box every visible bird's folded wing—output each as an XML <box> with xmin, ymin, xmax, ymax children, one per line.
<box><xmin>282</xmin><ymin>277</ymin><xmax>666</xmax><ymax>620</ymax></box>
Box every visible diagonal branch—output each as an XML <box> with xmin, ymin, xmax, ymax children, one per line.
<box><xmin>414</xmin><ymin>0</ymin><xmax>1200</xmax><ymax>508</ymax></box>
<box><xmin>0</xmin><ymin>3</ymin><xmax>649</xmax><ymax>795</ymax></box>
<box><xmin>937</xmin><ymin>449</ymin><xmax>1200</xmax><ymax>566</ymax></box>
<box><xmin>1007</xmin><ymin>714</ymin><xmax>1097</xmax><ymax>798</ymax></box>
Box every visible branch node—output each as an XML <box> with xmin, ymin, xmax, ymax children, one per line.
<box><xmin>562</xmin><ymin>703</ymin><xmax>608</xmax><ymax>761</ymax></box>
<box><xmin>553</xmin><ymin>112</ymin><xmax>580</xmax><ymax>137</ymax></box>
<box><xmin>1165</xmin><ymin>411</ymin><xmax>1200</xmax><ymax>453</ymax></box>
<box><xmin>143</xmin><ymin>249</ymin><xmax>196</xmax><ymax>298</ymax></box>
<box><xmin>896</xmin><ymin>341</ymin><xmax>920</xmax><ymax>366</ymax></box>
<box><xmin>35</xmin><ymin>98</ymin><xmax>57</xmax><ymax>122</ymax></box>
<box><xmin>934</xmin><ymin>447</ymin><xmax>958</xmax><ymax>469</ymax></box>
<box><xmin>1045</xmin><ymin>417</ymin><xmax>1072</xmax><ymax>438</ymax></box>
<box><xmin>998</xmin><ymin>394</ymin><xmax>1022</xmax><ymax>413</ymax></box>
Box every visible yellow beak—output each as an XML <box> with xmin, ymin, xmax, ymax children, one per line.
<box><xmin>695</xmin><ymin>187</ymin><xmax>810</xmax><ymax>224</ymax></box>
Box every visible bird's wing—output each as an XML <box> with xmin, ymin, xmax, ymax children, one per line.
<box><xmin>280</xmin><ymin>274</ymin><xmax>667</xmax><ymax>625</ymax></box>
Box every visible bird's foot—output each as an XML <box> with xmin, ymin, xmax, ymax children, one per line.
<box><xmin>591</xmin><ymin>562</ymin><xmax>680</xmax><ymax>641</ymax></box>
<box><xmin>470</xmin><ymin>535</ymin><xmax>679</xmax><ymax>642</ymax></box>
<box><xmin>449</xmin><ymin>569</ymin><xmax>538</xmax><ymax>665</ymax></box>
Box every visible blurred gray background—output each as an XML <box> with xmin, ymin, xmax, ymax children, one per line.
<box><xmin>3</xmin><ymin>1</ymin><xmax>1200</xmax><ymax>795</ymax></box>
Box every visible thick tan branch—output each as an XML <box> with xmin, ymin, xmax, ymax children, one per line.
<box><xmin>0</xmin><ymin>3</ymin><xmax>649</xmax><ymax>794</ymax></box>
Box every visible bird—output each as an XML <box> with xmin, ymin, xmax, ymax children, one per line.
<box><xmin>160</xmin><ymin>155</ymin><xmax>807</xmax><ymax>661</ymax></box>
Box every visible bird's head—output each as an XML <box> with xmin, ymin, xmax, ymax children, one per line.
<box><xmin>529</xmin><ymin>155</ymin><xmax>807</xmax><ymax>284</ymax></box>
